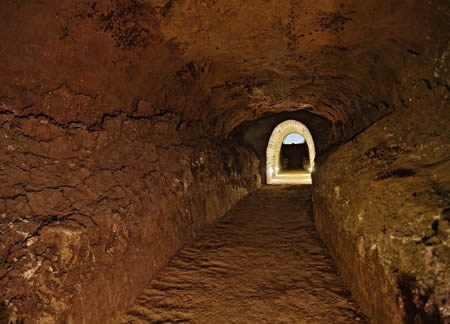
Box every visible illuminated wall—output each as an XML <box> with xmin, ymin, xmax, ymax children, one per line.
<box><xmin>266</xmin><ymin>120</ymin><xmax>316</xmax><ymax>184</ymax></box>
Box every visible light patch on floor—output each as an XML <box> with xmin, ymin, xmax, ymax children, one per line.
<box><xmin>270</xmin><ymin>170</ymin><xmax>312</xmax><ymax>184</ymax></box>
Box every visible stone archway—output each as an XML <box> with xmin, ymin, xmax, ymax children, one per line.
<box><xmin>266</xmin><ymin>120</ymin><xmax>315</xmax><ymax>184</ymax></box>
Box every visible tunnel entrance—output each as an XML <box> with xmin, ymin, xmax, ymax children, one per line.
<box><xmin>266</xmin><ymin>120</ymin><xmax>315</xmax><ymax>184</ymax></box>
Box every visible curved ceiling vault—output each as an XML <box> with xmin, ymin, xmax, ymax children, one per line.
<box><xmin>1</xmin><ymin>0</ymin><xmax>447</xmax><ymax>144</ymax></box>
<box><xmin>1</xmin><ymin>0</ymin><xmax>449</xmax><ymax>323</ymax></box>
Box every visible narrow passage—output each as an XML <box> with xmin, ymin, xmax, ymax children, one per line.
<box><xmin>118</xmin><ymin>186</ymin><xmax>366</xmax><ymax>323</ymax></box>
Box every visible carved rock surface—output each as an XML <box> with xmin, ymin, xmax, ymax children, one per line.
<box><xmin>0</xmin><ymin>110</ymin><xmax>260</xmax><ymax>323</ymax></box>
<box><xmin>313</xmin><ymin>84</ymin><xmax>450</xmax><ymax>323</ymax></box>
<box><xmin>0</xmin><ymin>0</ymin><xmax>449</xmax><ymax>322</ymax></box>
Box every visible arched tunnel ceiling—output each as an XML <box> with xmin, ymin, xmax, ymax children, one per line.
<box><xmin>1</xmin><ymin>0</ymin><xmax>449</xmax><ymax>138</ymax></box>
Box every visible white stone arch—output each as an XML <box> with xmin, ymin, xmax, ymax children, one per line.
<box><xmin>266</xmin><ymin>120</ymin><xmax>315</xmax><ymax>184</ymax></box>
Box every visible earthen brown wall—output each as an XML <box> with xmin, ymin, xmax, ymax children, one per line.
<box><xmin>0</xmin><ymin>110</ymin><xmax>260</xmax><ymax>323</ymax></box>
<box><xmin>312</xmin><ymin>80</ymin><xmax>449</xmax><ymax>323</ymax></box>
<box><xmin>1</xmin><ymin>0</ymin><xmax>449</xmax><ymax>322</ymax></box>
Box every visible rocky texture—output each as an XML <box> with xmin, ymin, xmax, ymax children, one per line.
<box><xmin>118</xmin><ymin>185</ymin><xmax>367</xmax><ymax>323</ymax></box>
<box><xmin>313</xmin><ymin>81</ymin><xmax>450</xmax><ymax>323</ymax></box>
<box><xmin>0</xmin><ymin>0</ymin><xmax>449</xmax><ymax>322</ymax></box>
<box><xmin>0</xmin><ymin>108</ymin><xmax>260</xmax><ymax>323</ymax></box>
<box><xmin>2</xmin><ymin>0</ymin><xmax>448</xmax><ymax>138</ymax></box>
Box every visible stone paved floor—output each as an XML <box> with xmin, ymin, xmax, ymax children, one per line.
<box><xmin>116</xmin><ymin>185</ymin><xmax>367</xmax><ymax>324</ymax></box>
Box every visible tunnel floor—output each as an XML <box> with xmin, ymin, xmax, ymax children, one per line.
<box><xmin>117</xmin><ymin>185</ymin><xmax>366</xmax><ymax>323</ymax></box>
<box><xmin>271</xmin><ymin>170</ymin><xmax>312</xmax><ymax>184</ymax></box>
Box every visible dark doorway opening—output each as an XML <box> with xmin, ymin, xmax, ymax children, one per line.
<box><xmin>280</xmin><ymin>143</ymin><xmax>309</xmax><ymax>170</ymax></box>
<box><xmin>280</xmin><ymin>133</ymin><xmax>309</xmax><ymax>171</ymax></box>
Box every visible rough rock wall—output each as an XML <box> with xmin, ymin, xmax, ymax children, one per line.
<box><xmin>1</xmin><ymin>0</ymin><xmax>449</xmax><ymax>323</ymax></box>
<box><xmin>4</xmin><ymin>0</ymin><xmax>442</xmax><ymax>140</ymax></box>
<box><xmin>0</xmin><ymin>107</ymin><xmax>260</xmax><ymax>323</ymax></box>
<box><xmin>312</xmin><ymin>78</ymin><xmax>449</xmax><ymax>322</ymax></box>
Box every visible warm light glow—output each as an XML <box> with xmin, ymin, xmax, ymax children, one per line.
<box><xmin>266</xmin><ymin>120</ymin><xmax>316</xmax><ymax>185</ymax></box>
<box><xmin>270</xmin><ymin>170</ymin><xmax>312</xmax><ymax>184</ymax></box>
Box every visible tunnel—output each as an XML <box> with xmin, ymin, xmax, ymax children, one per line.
<box><xmin>0</xmin><ymin>1</ymin><xmax>449</xmax><ymax>323</ymax></box>
<box><xmin>266</xmin><ymin>120</ymin><xmax>315</xmax><ymax>184</ymax></box>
